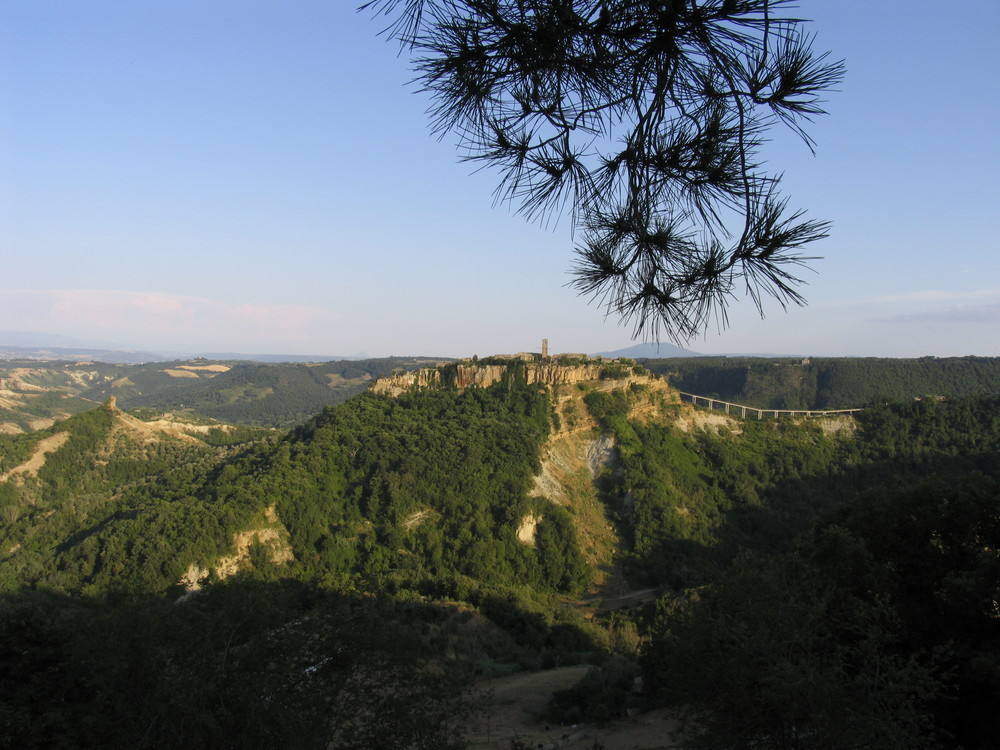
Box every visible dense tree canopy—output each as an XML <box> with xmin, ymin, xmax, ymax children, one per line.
<box><xmin>644</xmin><ymin>476</ymin><xmax>1000</xmax><ymax>749</ymax></box>
<box><xmin>364</xmin><ymin>0</ymin><xmax>843</xmax><ymax>339</ymax></box>
<box><xmin>646</xmin><ymin>355</ymin><xmax>1000</xmax><ymax>410</ymax></box>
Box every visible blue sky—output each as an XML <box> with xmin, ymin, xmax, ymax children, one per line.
<box><xmin>2</xmin><ymin>1</ymin><xmax>998</xmax><ymax>358</ymax></box>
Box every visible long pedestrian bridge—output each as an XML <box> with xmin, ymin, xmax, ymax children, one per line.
<box><xmin>677</xmin><ymin>391</ymin><xmax>863</xmax><ymax>419</ymax></box>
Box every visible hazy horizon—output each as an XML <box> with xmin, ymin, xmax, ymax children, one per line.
<box><xmin>5</xmin><ymin>328</ymin><xmax>986</xmax><ymax>363</ymax></box>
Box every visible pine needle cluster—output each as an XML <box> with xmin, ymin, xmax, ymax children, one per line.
<box><xmin>363</xmin><ymin>0</ymin><xmax>844</xmax><ymax>341</ymax></box>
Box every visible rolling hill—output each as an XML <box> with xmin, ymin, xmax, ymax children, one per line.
<box><xmin>0</xmin><ymin>356</ymin><xmax>449</xmax><ymax>432</ymax></box>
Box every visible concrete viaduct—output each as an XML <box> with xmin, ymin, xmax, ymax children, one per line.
<box><xmin>677</xmin><ymin>391</ymin><xmax>863</xmax><ymax>419</ymax></box>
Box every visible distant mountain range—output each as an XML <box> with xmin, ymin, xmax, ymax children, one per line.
<box><xmin>2</xmin><ymin>330</ymin><xmax>803</xmax><ymax>365</ymax></box>
<box><xmin>0</xmin><ymin>344</ymin><xmax>167</xmax><ymax>365</ymax></box>
<box><xmin>0</xmin><ymin>332</ymin><xmax>366</xmax><ymax>364</ymax></box>
<box><xmin>593</xmin><ymin>342</ymin><xmax>702</xmax><ymax>358</ymax></box>
<box><xmin>594</xmin><ymin>342</ymin><xmax>807</xmax><ymax>359</ymax></box>
<box><xmin>0</xmin><ymin>330</ymin><xmax>123</xmax><ymax>349</ymax></box>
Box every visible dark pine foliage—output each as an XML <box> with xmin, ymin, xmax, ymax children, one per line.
<box><xmin>364</xmin><ymin>0</ymin><xmax>843</xmax><ymax>340</ymax></box>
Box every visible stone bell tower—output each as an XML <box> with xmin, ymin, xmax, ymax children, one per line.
<box><xmin>542</xmin><ymin>338</ymin><xmax>549</xmax><ymax>359</ymax></box>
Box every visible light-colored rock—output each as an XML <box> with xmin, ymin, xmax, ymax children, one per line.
<box><xmin>517</xmin><ymin>513</ymin><xmax>541</xmax><ymax>545</ymax></box>
<box><xmin>178</xmin><ymin>505</ymin><xmax>294</xmax><ymax>594</ymax></box>
<box><xmin>370</xmin><ymin>363</ymin><xmax>613</xmax><ymax>396</ymax></box>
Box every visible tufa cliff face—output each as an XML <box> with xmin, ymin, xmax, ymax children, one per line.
<box><xmin>370</xmin><ymin>363</ymin><xmax>611</xmax><ymax>396</ymax></box>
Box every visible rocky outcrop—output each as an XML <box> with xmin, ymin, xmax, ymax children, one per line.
<box><xmin>530</xmin><ymin>363</ymin><xmax>607</xmax><ymax>385</ymax></box>
<box><xmin>178</xmin><ymin>505</ymin><xmax>293</xmax><ymax>595</ymax></box>
<box><xmin>371</xmin><ymin>363</ymin><xmax>611</xmax><ymax>396</ymax></box>
<box><xmin>516</xmin><ymin>513</ymin><xmax>542</xmax><ymax>546</ymax></box>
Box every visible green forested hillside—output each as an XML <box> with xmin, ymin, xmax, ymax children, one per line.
<box><xmin>83</xmin><ymin>357</ymin><xmax>446</xmax><ymax>426</ymax></box>
<box><xmin>590</xmin><ymin>390</ymin><xmax>1000</xmax><ymax>586</ymax></box>
<box><xmin>646</xmin><ymin>355</ymin><xmax>1000</xmax><ymax>409</ymax></box>
<box><xmin>0</xmin><ymin>403</ymin><xmax>243</xmax><ymax>595</ymax></box>
<box><xmin>123</xmin><ymin>361</ymin><xmax>365</xmax><ymax>426</ymax></box>
<box><xmin>0</xmin><ymin>370</ymin><xmax>597</xmax><ymax>748</ymax></box>
<box><xmin>1</xmin><ymin>371</ymin><xmax>586</xmax><ymax>599</ymax></box>
<box><xmin>2</xmin><ymin>366</ymin><xmax>999</xmax><ymax>748</ymax></box>
<box><xmin>270</xmin><ymin>382</ymin><xmax>589</xmax><ymax>595</ymax></box>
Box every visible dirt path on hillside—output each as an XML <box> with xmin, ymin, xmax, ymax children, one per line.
<box><xmin>467</xmin><ymin>666</ymin><xmax>685</xmax><ymax>750</ymax></box>
<box><xmin>0</xmin><ymin>431</ymin><xmax>70</xmax><ymax>483</ymax></box>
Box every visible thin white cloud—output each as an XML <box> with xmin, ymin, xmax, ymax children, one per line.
<box><xmin>0</xmin><ymin>289</ymin><xmax>345</xmax><ymax>351</ymax></box>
